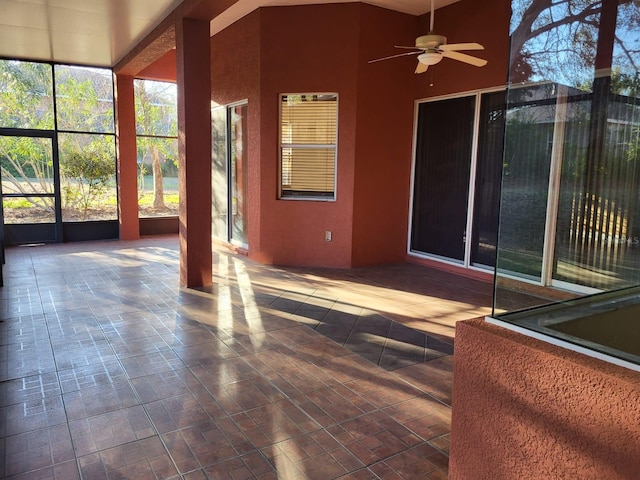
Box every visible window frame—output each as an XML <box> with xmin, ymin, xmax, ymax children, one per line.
<box><xmin>0</xmin><ymin>59</ymin><xmax>118</xmax><ymax>235</ymax></box>
<box><xmin>133</xmin><ymin>78</ymin><xmax>178</xmax><ymax>220</ymax></box>
<box><xmin>278</xmin><ymin>93</ymin><xmax>338</xmax><ymax>201</ymax></box>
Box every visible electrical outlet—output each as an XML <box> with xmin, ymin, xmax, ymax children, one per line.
<box><xmin>325</xmin><ymin>231</ymin><xmax>332</xmax><ymax>242</ymax></box>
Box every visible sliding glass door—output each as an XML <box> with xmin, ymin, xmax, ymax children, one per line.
<box><xmin>553</xmin><ymin>91</ymin><xmax>640</xmax><ymax>291</ymax></box>
<box><xmin>472</xmin><ymin>92</ymin><xmax>508</xmax><ymax>267</ymax></box>
<box><xmin>211</xmin><ymin>102</ymin><xmax>248</xmax><ymax>248</ymax></box>
<box><xmin>413</xmin><ymin>84</ymin><xmax>640</xmax><ymax>292</ymax></box>
<box><xmin>497</xmin><ymin>84</ymin><xmax>556</xmax><ymax>281</ymax></box>
<box><xmin>495</xmin><ymin>82</ymin><xmax>640</xmax><ymax>293</ymax></box>
<box><xmin>410</xmin><ymin>90</ymin><xmax>505</xmax><ymax>269</ymax></box>
<box><xmin>411</xmin><ymin>96</ymin><xmax>475</xmax><ymax>262</ymax></box>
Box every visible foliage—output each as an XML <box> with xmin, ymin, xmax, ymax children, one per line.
<box><xmin>134</xmin><ymin>80</ymin><xmax>177</xmax><ymax>138</ymax></box>
<box><xmin>0</xmin><ymin>135</ymin><xmax>55</xmax><ymax>213</ymax></box>
<box><xmin>60</xmin><ymin>139</ymin><xmax>114</xmax><ymax>219</ymax></box>
<box><xmin>0</xmin><ymin>61</ymin><xmax>57</xmax><ymax>216</ymax></box>
<box><xmin>4</xmin><ymin>197</ymin><xmax>34</xmax><ymax>209</ymax></box>
<box><xmin>610</xmin><ymin>71</ymin><xmax>640</xmax><ymax>97</ymax></box>
<box><xmin>55</xmin><ymin>68</ymin><xmax>114</xmax><ymax>133</ymax></box>
<box><xmin>0</xmin><ymin>60</ymin><xmax>53</xmax><ymax>129</ymax></box>
<box><xmin>510</xmin><ymin>0</ymin><xmax>640</xmax><ymax>87</ymax></box>
<box><xmin>628</xmin><ymin>125</ymin><xmax>640</xmax><ymax>166</ymax></box>
<box><xmin>576</xmin><ymin>67</ymin><xmax>640</xmax><ymax>96</ymax></box>
<box><xmin>134</xmin><ymin>79</ymin><xmax>178</xmax><ymax>209</ymax></box>
<box><xmin>138</xmin><ymin>192</ymin><xmax>179</xmax><ymax>206</ymax></box>
<box><xmin>0</xmin><ymin>60</ymin><xmax>117</xmax><ymax>221</ymax></box>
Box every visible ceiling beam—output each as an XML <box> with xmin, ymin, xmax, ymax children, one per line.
<box><xmin>114</xmin><ymin>0</ymin><xmax>239</xmax><ymax>76</ymax></box>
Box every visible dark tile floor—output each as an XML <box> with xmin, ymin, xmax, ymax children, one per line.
<box><xmin>0</xmin><ymin>235</ymin><xmax>493</xmax><ymax>479</ymax></box>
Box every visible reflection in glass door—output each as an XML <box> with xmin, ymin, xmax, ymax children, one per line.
<box><xmin>553</xmin><ymin>91</ymin><xmax>640</xmax><ymax>291</ymax></box>
<box><xmin>496</xmin><ymin>84</ymin><xmax>640</xmax><ymax>294</ymax></box>
<box><xmin>497</xmin><ymin>84</ymin><xmax>556</xmax><ymax>282</ymax></box>
<box><xmin>211</xmin><ymin>102</ymin><xmax>248</xmax><ymax>248</ymax></box>
<box><xmin>0</xmin><ymin>133</ymin><xmax>61</xmax><ymax>244</ymax></box>
<box><xmin>471</xmin><ymin>91</ymin><xmax>507</xmax><ymax>267</ymax></box>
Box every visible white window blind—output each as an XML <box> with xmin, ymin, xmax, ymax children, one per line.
<box><xmin>280</xmin><ymin>94</ymin><xmax>337</xmax><ymax>199</ymax></box>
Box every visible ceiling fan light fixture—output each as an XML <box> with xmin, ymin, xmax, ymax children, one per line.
<box><xmin>418</xmin><ymin>52</ymin><xmax>442</xmax><ymax>65</ymax></box>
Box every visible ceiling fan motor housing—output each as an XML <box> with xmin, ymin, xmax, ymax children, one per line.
<box><xmin>416</xmin><ymin>34</ymin><xmax>447</xmax><ymax>49</ymax></box>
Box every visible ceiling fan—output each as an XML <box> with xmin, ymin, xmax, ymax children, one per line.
<box><xmin>369</xmin><ymin>0</ymin><xmax>487</xmax><ymax>74</ymax></box>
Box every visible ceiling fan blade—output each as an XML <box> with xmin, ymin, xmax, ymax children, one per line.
<box><xmin>415</xmin><ymin>62</ymin><xmax>429</xmax><ymax>74</ymax></box>
<box><xmin>394</xmin><ymin>45</ymin><xmax>423</xmax><ymax>50</ymax></box>
<box><xmin>439</xmin><ymin>42</ymin><xmax>484</xmax><ymax>51</ymax></box>
<box><xmin>369</xmin><ymin>50</ymin><xmax>422</xmax><ymax>63</ymax></box>
<box><xmin>441</xmin><ymin>50</ymin><xmax>488</xmax><ymax>67</ymax></box>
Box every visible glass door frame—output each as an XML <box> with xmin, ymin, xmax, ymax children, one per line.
<box><xmin>227</xmin><ymin>101</ymin><xmax>248</xmax><ymax>248</ymax></box>
<box><xmin>408</xmin><ymin>87</ymin><xmax>506</xmax><ymax>273</ymax></box>
<box><xmin>499</xmin><ymin>86</ymin><xmax>602</xmax><ymax>295</ymax></box>
<box><xmin>542</xmin><ymin>87</ymin><xmax>623</xmax><ymax>295</ymax></box>
<box><xmin>0</xmin><ymin>128</ymin><xmax>63</xmax><ymax>244</ymax></box>
<box><xmin>211</xmin><ymin>100</ymin><xmax>249</xmax><ymax>249</ymax></box>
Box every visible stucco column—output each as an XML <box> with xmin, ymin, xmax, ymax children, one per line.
<box><xmin>176</xmin><ymin>17</ymin><xmax>213</xmax><ymax>287</ymax></box>
<box><xmin>114</xmin><ymin>73</ymin><xmax>140</xmax><ymax>240</ymax></box>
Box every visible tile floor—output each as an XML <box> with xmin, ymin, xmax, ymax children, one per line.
<box><xmin>0</xmin><ymin>235</ymin><xmax>493</xmax><ymax>479</ymax></box>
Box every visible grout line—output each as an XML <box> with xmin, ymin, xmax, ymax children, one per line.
<box><xmin>0</xmin><ymin>238</ymin><xmax>460</xmax><ymax>478</ymax></box>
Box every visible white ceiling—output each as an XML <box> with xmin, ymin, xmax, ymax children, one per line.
<box><xmin>0</xmin><ymin>0</ymin><xmax>185</xmax><ymax>67</ymax></box>
<box><xmin>0</xmin><ymin>0</ymin><xmax>458</xmax><ymax>68</ymax></box>
<box><xmin>209</xmin><ymin>0</ymin><xmax>460</xmax><ymax>36</ymax></box>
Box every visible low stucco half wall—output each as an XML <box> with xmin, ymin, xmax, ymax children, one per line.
<box><xmin>449</xmin><ymin>318</ymin><xmax>640</xmax><ymax>480</ymax></box>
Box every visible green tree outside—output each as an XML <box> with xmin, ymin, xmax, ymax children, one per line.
<box><xmin>59</xmin><ymin>137</ymin><xmax>115</xmax><ymax>220</ymax></box>
<box><xmin>134</xmin><ymin>79</ymin><xmax>178</xmax><ymax>216</ymax></box>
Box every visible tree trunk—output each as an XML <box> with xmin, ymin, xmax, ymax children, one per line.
<box><xmin>152</xmin><ymin>145</ymin><xmax>165</xmax><ymax>209</ymax></box>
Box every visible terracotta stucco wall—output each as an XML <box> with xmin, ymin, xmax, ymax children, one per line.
<box><xmin>256</xmin><ymin>4</ymin><xmax>360</xmax><ymax>267</ymax></box>
<box><xmin>210</xmin><ymin>4</ymin><xmax>422</xmax><ymax>267</ymax></box>
<box><xmin>210</xmin><ymin>11</ymin><xmax>262</xmax><ymax>256</ymax></box>
<box><xmin>203</xmin><ymin>0</ymin><xmax>511</xmax><ymax>269</ymax></box>
<box><xmin>450</xmin><ymin>319</ymin><xmax>640</xmax><ymax>479</ymax></box>
<box><xmin>137</xmin><ymin>49</ymin><xmax>177</xmax><ymax>82</ymax></box>
<box><xmin>351</xmin><ymin>7</ymin><xmax>417</xmax><ymax>267</ymax></box>
<box><xmin>349</xmin><ymin>0</ymin><xmax>510</xmax><ymax>268</ymax></box>
<box><xmin>414</xmin><ymin>0</ymin><xmax>511</xmax><ymax>99</ymax></box>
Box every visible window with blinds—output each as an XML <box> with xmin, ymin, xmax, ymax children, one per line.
<box><xmin>279</xmin><ymin>93</ymin><xmax>337</xmax><ymax>199</ymax></box>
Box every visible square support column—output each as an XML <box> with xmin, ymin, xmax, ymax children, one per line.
<box><xmin>114</xmin><ymin>74</ymin><xmax>140</xmax><ymax>240</ymax></box>
<box><xmin>176</xmin><ymin>17</ymin><xmax>212</xmax><ymax>287</ymax></box>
